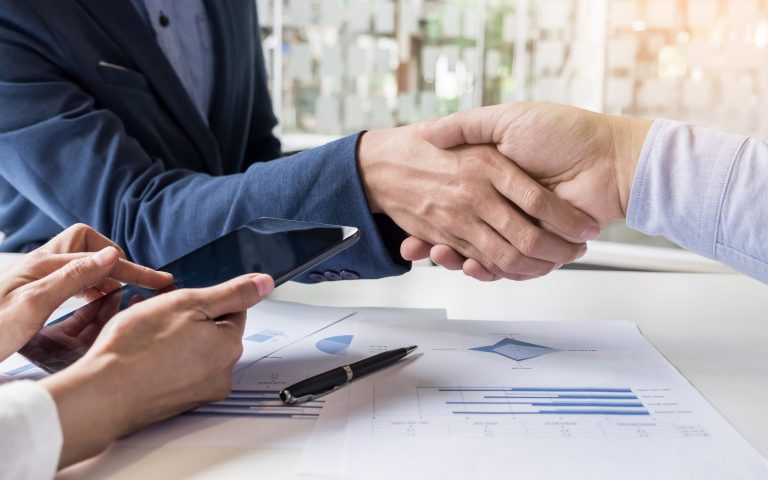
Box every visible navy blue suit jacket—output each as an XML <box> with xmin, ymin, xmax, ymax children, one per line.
<box><xmin>0</xmin><ymin>0</ymin><xmax>408</xmax><ymax>280</ymax></box>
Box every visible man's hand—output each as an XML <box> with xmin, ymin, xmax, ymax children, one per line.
<box><xmin>400</xmin><ymin>103</ymin><xmax>653</xmax><ymax>280</ymax></box>
<box><xmin>41</xmin><ymin>273</ymin><xmax>274</xmax><ymax>468</ymax></box>
<box><xmin>0</xmin><ymin>224</ymin><xmax>173</xmax><ymax>360</ymax></box>
<box><xmin>358</xmin><ymin>123</ymin><xmax>600</xmax><ymax>280</ymax></box>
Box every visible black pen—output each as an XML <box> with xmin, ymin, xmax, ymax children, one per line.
<box><xmin>279</xmin><ymin>345</ymin><xmax>418</xmax><ymax>404</ymax></box>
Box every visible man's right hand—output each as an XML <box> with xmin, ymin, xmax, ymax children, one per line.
<box><xmin>357</xmin><ymin>124</ymin><xmax>601</xmax><ymax>280</ymax></box>
<box><xmin>40</xmin><ymin>273</ymin><xmax>275</xmax><ymax>468</ymax></box>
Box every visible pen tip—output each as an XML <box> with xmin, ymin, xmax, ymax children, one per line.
<box><xmin>405</xmin><ymin>345</ymin><xmax>418</xmax><ymax>354</ymax></box>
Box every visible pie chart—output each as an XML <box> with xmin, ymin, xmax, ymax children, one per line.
<box><xmin>315</xmin><ymin>335</ymin><xmax>353</xmax><ymax>355</ymax></box>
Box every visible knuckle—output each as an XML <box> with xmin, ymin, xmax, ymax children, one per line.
<box><xmin>495</xmin><ymin>249</ymin><xmax>522</xmax><ymax>273</ymax></box>
<box><xmin>63</xmin><ymin>257</ymin><xmax>92</xmax><ymax>280</ymax></box>
<box><xmin>23</xmin><ymin>249</ymin><xmax>45</xmax><ymax>263</ymax></box>
<box><xmin>497</xmin><ymin>215</ymin><xmax>518</xmax><ymax>237</ymax></box>
<box><xmin>521</xmin><ymin>187</ymin><xmax>547</xmax><ymax>215</ymax></box>
<box><xmin>528</xmin><ymin>261</ymin><xmax>557</xmax><ymax>278</ymax></box>
<box><xmin>449</xmin><ymin>236</ymin><xmax>472</xmax><ymax>258</ymax></box>
<box><xmin>451</xmin><ymin>180</ymin><xmax>478</xmax><ymax>206</ymax></box>
<box><xmin>172</xmin><ymin>290</ymin><xmax>198</xmax><ymax>309</ymax></box>
<box><xmin>230</xmin><ymin>280</ymin><xmax>252</xmax><ymax>309</ymax></box>
<box><xmin>516</xmin><ymin>228</ymin><xmax>544</xmax><ymax>257</ymax></box>
<box><xmin>18</xmin><ymin>251</ymin><xmax>51</xmax><ymax>273</ymax></box>
<box><xmin>69</xmin><ymin>223</ymin><xmax>91</xmax><ymax>235</ymax></box>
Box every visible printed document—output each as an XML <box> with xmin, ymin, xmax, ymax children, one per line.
<box><xmin>299</xmin><ymin>317</ymin><xmax>768</xmax><ymax>479</ymax></box>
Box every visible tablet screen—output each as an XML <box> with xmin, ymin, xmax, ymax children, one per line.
<box><xmin>19</xmin><ymin>218</ymin><xmax>359</xmax><ymax>373</ymax></box>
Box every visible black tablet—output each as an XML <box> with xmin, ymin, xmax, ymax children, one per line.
<box><xmin>19</xmin><ymin>218</ymin><xmax>360</xmax><ymax>373</ymax></box>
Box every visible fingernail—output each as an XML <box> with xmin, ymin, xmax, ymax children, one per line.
<box><xmin>251</xmin><ymin>275</ymin><xmax>275</xmax><ymax>297</ymax></box>
<box><xmin>93</xmin><ymin>246</ymin><xmax>118</xmax><ymax>267</ymax></box>
<box><xmin>581</xmin><ymin>226</ymin><xmax>600</xmax><ymax>241</ymax></box>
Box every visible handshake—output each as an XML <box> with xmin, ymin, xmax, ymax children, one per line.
<box><xmin>358</xmin><ymin>102</ymin><xmax>653</xmax><ymax>281</ymax></box>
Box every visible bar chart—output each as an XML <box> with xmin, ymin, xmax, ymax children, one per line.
<box><xmin>189</xmin><ymin>390</ymin><xmax>323</xmax><ymax>419</ymax></box>
<box><xmin>364</xmin><ymin>384</ymin><xmax>710</xmax><ymax>440</ymax></box>
<box><xmin>428</xmin><ymin>387</ymin><xmax>648</xmax><ymax>416</ymax></box>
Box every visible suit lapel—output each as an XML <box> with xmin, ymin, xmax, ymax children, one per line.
<box><xmin>76</xmin><ymin>0</ymin><xmax>223</xmax><ymax>174</ymax></box>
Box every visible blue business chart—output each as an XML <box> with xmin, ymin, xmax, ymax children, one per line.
<box><xmin>471</xmin><ymin>338</ymin><xmax>558</xmax><ymax>361</ymax></box>
<box><xmin>316</xmin><ymin>335</ymin><xmax>353</xmax><ymax>355</ymax></box>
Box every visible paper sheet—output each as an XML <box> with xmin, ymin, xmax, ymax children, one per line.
<box><xmin>0</xmin><ymin>300</ymin><xmax>355</xmax><ymax>449</ymax></box>
<box><xmin>299</xmin><ymin>317</ymin><xmax>768</xmax><ymax>479</ymax></box>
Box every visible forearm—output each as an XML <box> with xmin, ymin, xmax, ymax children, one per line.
<box><xmin>626</xmin><ymin>119</ymin><xmax>768</xmax><ymax>281</ymax></box>
<box><xmin>40</xmin><ymin>356</ymin><xmax>127</xmax><ymax>468</ymax></box>
<box><xmin>1</xmin><ymin>110</ymin><xmax>407</xmax><ymax>278</ymax></box>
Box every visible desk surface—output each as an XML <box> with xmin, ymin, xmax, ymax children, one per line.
<box><xmin>57</xmin><ymin>267</ymin><xmax>768</xmax><ymax>478</ymax></box>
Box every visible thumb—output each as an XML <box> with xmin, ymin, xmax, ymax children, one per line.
<box><xmin>419</xmin><ymin>105</ymin><xmax>506</xmax><ymax>149</ymax></box>
<box><xmin>24</xmin><ymin>246</ymin><xmax>120</xmax><ymax>320</ymax></box>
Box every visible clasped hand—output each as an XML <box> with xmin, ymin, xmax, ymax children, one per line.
<box><xmin>382</xmin><ymin>103</ymin><xmax>652</xmax><ymax>281</ymax></box>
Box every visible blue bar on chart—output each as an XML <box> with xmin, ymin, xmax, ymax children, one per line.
<box><xmin>187</xmin><ymin>390</ymin><xmax>324</xmax><ymax>419</ymax></box>
<box><xmin>416</xmin><ymin>386</ymin><xmax>650</xmax><ymax>417</ymax></box>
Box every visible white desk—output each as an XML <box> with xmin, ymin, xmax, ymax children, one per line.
<box><xmin>54</xmin><ymin>267</ymin><xmax>768</xmax><ymax>478</ymax></box>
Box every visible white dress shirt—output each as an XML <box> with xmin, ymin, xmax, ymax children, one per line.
<box><xmin>628</xmin><ymin>119</ymin><xmax>768</xmax><ymax>282</ymax></box>
<box><xmin>131</xmin><ymin>0</ymin><xmax>215</xmax><ymax>122</ymax></box>
<box><xmin>0</xmin><ymin>380</ymin><xmax>62</xmax><ymax>480</ymax></box>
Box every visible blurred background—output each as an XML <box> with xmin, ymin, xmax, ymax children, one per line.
<box><xmin>255</xmin><ymin>0</ymin><xmax>763</xmax><ymax>268</ymax></box>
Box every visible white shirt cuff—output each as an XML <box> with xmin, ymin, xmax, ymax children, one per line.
<box><xmin>0</xmin><ymin>380</ymin><xmax>63</xmax><ymax>479</ymax></box>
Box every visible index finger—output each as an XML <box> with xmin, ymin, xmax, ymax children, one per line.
<box><xmin>109</xmin><ymin>258</ymin><xmax>173</xmax><ymax>289</ymax></box>
<box><xmin>39</xmin><ymin>252</ymin><xmax>173</xmax><ymax>289</ymax></box>
<box><xmin>38</xmin><ymin>223</ymin><xmax>128</xmax><ymax>259</ymax></box>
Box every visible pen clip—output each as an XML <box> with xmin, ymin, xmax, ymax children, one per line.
<box><xmin>281</xmin><ymin>383</ymin><xmax>344</xmax><ymax>405</ymax></box>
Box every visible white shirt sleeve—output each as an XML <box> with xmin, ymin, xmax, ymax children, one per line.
<box><xmin>627</xmin><ymin>119</ymin><xmax>768</xmax><ymax>282</ymax></box>
<box><xmin>0</xmin><ymin>380</ymin><xmax>63</xmax><ymax>480</ymax></box>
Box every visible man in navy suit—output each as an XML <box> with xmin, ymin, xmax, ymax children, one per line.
<box><xmin>0</xmin><ymin>0</ymin><xmax>599</xmax><ymax>282</ymax></box>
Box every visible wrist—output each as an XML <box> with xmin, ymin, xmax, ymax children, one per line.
<box><xmin>41</xmin><ymin>354</ymin><xmax>131</xmax><ymax>467</ymax></box>
<box><xmin>608</xmin><ymin>115</ymin><xmax>653</xmax><ymax>218</ymax></box>
<box><xmin>356</xmin><ymin>129</ymin><xmax>391</xmax><ymax>214</ymax></box>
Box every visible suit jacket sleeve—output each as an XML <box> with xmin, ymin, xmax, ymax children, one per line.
<box><xmin>0</xmin><ymin>2</ymin><xmax>409</xmax><ymax>280</ymax></box>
